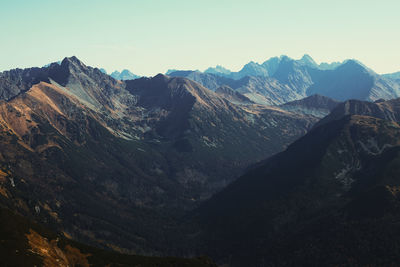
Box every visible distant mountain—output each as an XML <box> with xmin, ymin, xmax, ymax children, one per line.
<box><xmin>232</xmin><ymin>61</ymin><xmax>269</xmax><ymax>79</ymax></box>
<box><xmin>318</xmin><ymin>61</ymin><xmax>342</xmax><ymax>70</ymax></box>
<box><xmin>110</xmin><ymin>69</ymin><xmax>140</xmax><ymax>80</ymax></box>
<box><xmin>280</xmin><ymin>94</ymin><xmax>341</xmax><ymax>117</ymax></box>
<box><xmin>307</xmin><ymin>60</ymin><xmax>400</xmax><ymax>101</ymax></box>
<box><xmin>194</xmin><ymin>97</ymin><xmax>400</xmax><ymax>266</ymax></box>
<box><xmin>204</xmin><ymin>65</ymin><xmax>231</xmax><ymax>75</ymax></box>
<box><xmin>170</xmin><ymin>56</ymin><xmax>400</xmax><ymax>105</ymax></box>
<box><xmin>202</xmin><ymin>55</ymin><xmax>340</xmax><ymax>80</ymax></box>
<box><xmin>298</xmin><ymin>54</ymin><xmax>319</xmax><ymax>68</ymax></box>
<box><xmin>270</xmin><ymin>55</ymin><xmax>315</xmax><ymax>96</ymax></box>
<box><xmin>383</xmin><ymin>71</ymin><xmax>400</xmax><ymax>81</ymax></box>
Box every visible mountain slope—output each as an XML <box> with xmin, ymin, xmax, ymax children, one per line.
<box><xmin>280</xmin><ymin>94</ymin><xmax>341</xmax><ymax>117</ymax></box>
<box><xmin>0</xmin><ymin>207</ymin><xmax>215</xmax><ymax>267</ymax></box>
<box><xmin>215</xmin><ymin>85</ymin><xmax>254</xmax><ymax>105</ymax></box>
<box><xmin>194</xmin><ymin>98</ymin><xmax>400</xmax><ymax>266</ymax></box>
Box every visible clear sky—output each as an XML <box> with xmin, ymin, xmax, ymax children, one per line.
<box><xmin>1</xmin><ymin>0</ymin><xmax>399</xmax><ymax>76</ymax></box>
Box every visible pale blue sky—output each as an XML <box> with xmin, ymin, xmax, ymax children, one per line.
<box><xmin>1</xmin><ymin>0</ymin><xmax>399</xmax><ymax>75</ymax></box>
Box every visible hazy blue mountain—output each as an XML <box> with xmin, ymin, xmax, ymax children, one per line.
<box><xmin>203</xmin><ymin>55</ymin><xmax>331</xmax><ymax>80</ymax></box>
<box><xmin>232</xmin><ymin>61</ymin><xmax>269</xmax><ymax>79</ymax></box>
<box><xmin>271</xmin><ymin>55</ymin><xmax>316</xmax><ymax>96</ymax></box>
<box><xmin>110</xmin><ymin>69</ymin><xmax>140</xmax><ymax>80</ymax></box>
<box><xmin>383</xmin><ymin>71</ymin><xmax>400</xmax><ymax>81</ymax></box>
<box><xmin>307</xmin><ymin>60</ymin><xmax>400</xmax><ymax>101</ymax></box>
<box><xmin>99</xmin><ymin>68</ymin><xmax>107</xmax><ymax>74</ymax></box>
<box><xmin>166</xmin><ymin>69</ymin><xmax>179</xmax><ymax>75</ymax></box>
<box><xmin>318</xmin><ymin>61</ymin><xmax>342</xmax><ymax>70</ymax></box>
<box><xmin>204</xmin><ymin>65</ymin><xmax>232</xmax><ymax>76</ymax></box>
<box><xmin>43</xmin><ymin>60</ymin><xmax>61</xmax><ymax>68</ymax></box>
<box><xmin>261</xmin><ymin>56</ymin><xmax>283</xmax><ymax>76</ymax></box>
<box><xmin>168</xmin><ymin>56</ymin><xmax>400</xmax><ymax>105</ymax></box>
<box><xmin>298</xmin><ymin>54</ymin><xmax>319</xmax><ymax>68</ymax></box>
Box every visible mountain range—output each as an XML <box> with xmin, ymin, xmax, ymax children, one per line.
<box><xmin>168</xmin><ymin>55</ymin><xmax>400</xmax><ymax>106</ymax></box>
<box><xmin>1</xmin><ymin>55</ymin><xmax>400</xmax><ymax>266</ymax></box>
<box><xmin>100</xmin><ymin>68</ymin><xmax>140</xmax><ymax>80</ymax></box>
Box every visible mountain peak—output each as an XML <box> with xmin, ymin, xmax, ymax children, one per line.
<box><xmin>239</xmin><ymin>61</ymin><xmax>269</xmax><ymax>77</ymax></box>
<box><xmin>339</xmin><ymin>59</ymin><xmax>376</xmax><ymax>75</ymax></box>
<box><xmin>154</xmin><ymin>73</ymin><xmax>168</xmax><ymax>79</ymax></box>
<box><xmin>204</xmin><ymin>65</ymin><xmax>231</xmax><ymax>75</ymax></box>
<box><xmin>110</xmin><ymin>69</ymin><xmax>140</xmax><ymax>80</ymax></box>
<box><xmin>300</xmin><ymin>54</ymin><xmax>318</xmax><ymax>67</ymax></box>
<box><xmin>59</xmin><ymin>56</ymin><xmax>88</xmax><ymax>74</ymax></box>
<box><xmin>61</xmin><ymin>56</ymin><xmax>84</xmax><ymax>66</ymax></box>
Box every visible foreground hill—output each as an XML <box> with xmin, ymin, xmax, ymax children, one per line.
<box><xmin>0</xmin><ymin>207</ymin><xmax>215</xmax><ymax>267</ymax></box>
<box><xmin>194</xmin><ymin>98</ymin><xmax>400</xmax><ymax>266</ymax></box>
<box><xmin>0</xmin><ymin>57</ymin><xmax>317</xmax><ymax>255</ymax></box>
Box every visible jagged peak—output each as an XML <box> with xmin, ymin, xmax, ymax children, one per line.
<box><xmin>154</xmin><ymin>73</ymin><xmax>169</xmax><ymax>80</ymax></box>
<box><xmin>301</xmin><ymin>54</ymin><xmax>313</xmax><ymax>60</ymax></box>
<box><xmin>242</xmin><ymin>61</ymin><xmax>260</xmax><ymax>68</ymax></box>
<box><xmin>204</xmin><ymin>65</ymin><xmax>231</xmax><ymax>74</ymax></box>
<box><xmin>239</xmin><ymin>61</ymin><xmax>268</xmax><ymax>76</ymax></box>
<box><xmin>299</xmin><ymin>54</ymin><xmax>318</xmax><ymax>66</ymax></box>
<box><xmin>120</xmin><ymin>69</ymin><xmax>134</xmax><ymax>74</ymax></box>
<box><xmin>59</xmin><ymin>56</ymin><xmax>88</xmax><ymax>74</ymax></box>
<box><xmin>261</xmin><ymin>56</ymin><xmax>281</xmax><ymax>65</ymax></box>
<box><xmin>279</xmin><ymin>55</ymin><xmax>292</xmax><ymax>62</ymax></box>
<box><xmin>61</xmin><ymin>56</ymin><xmax>84</xmax><ymax>65</ymax></box>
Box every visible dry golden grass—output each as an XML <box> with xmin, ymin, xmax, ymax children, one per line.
<box><xmin>26</xmin><ymin>229</ymin><xmax>90</xmax><ymax>267</ymax></box>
